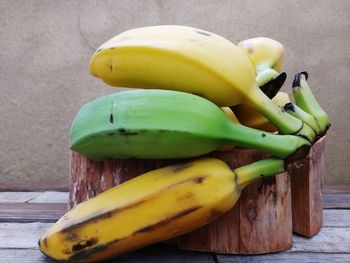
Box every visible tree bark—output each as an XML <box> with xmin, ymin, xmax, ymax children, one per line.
<box><xmin>289</xmin><ymin>136</ymin><xmax>325</xmax><ymax>237</ymax></box>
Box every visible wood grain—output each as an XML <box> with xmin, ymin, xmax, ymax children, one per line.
<box><xmin>0</xmin><ymin>192</ymin><xmax>41</xmax><ymax>203</ymax></box>
<box><xmin>0</xmin><ymin>222</ymin><xmax>52</xmax><ymax>249</ymax></box>
<box><xmin>0</xmin><ymin>247</ymin><xmax>215</xmax><ymax>263</ymax></box>
<box><xmin>0</xmin><ymin>192</ymin><xmax>68</xmax><ymax>204</ymax></box>
<box><xmin>0</xmin><ymin>183</ymin><xmax>67</xmax><ymax>192</ymax></box>
<box><xmin>0</xmin><ymin>203</ymin><xmax>67</xmax><ymax>223</ymax></box>
<box><xmin>28</xmin><ymin>191</ymin><xmax>68</xmax><ymax>204</ymax></box>
<box><xmin>323</xmin><ymin>194</ymin><xmax>350</xmax><ymax>209</ymax></box>
<box><xmin>217</xmin><ymin>252</ymin><xmax>350</xmax><ymax>262</ymax></box>
<box><xmin>288</xmin><ymin>136</ymin><xmax>325</xmax><ymax>237</ymax></box>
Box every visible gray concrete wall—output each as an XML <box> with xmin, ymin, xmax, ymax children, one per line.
<box><xmin>0</xmin><ymin>0</ymin><xmax>349</xmax><ymax>185</ymax></box>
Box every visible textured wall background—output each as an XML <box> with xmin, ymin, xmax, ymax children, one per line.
<box><xmin>0</xmin><ymin>0</ymin><xmax>349</xmax><ymax>185</ymax></box>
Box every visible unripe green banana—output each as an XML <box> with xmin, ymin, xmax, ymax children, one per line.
<box><xmin>292</xmin><ymin>72</ymin><xmax>331</xmax><ymax>135</ymax></box>
<box><xmin>89</xmin><ymin>25</ymin><xmax>314</xmax><ymax>141</ymax></box>
<box><xmin>284</xmin><ymin>102</ymin><xmax>322</xmax><ymax>135</ymax></box>
<box><xmin>70</xmin><ymin>90</ymin><xmax>310</xmax><ymax>160</ymax></box>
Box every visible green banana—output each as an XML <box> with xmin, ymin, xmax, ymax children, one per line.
<box><xmin>70</xmin><ymin>90</ymin><xmax>310</xmax><ymax>160</ymax></box>
<box><xmin>292</xmin><ymin>72</ymin><xmax>330</xmax><ymax>135</ymax></box>
<box><xmin>284</xmin><ymin>103</ymin><xmax>322</xmax><ymax>135</ymax></box>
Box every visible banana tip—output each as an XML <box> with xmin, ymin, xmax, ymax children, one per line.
<box><xmin>292</xmin><ymin>71</ymin><xmax>309</xmax><ymax>88</ymax></box>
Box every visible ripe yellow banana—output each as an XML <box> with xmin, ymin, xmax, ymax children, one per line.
<box><xmin>39</xmin><ymin>157</ymin><xmax>285</xmax><ymax>262</ymax></box>
<box><xmin>89</xmin><ymin>25</ymin><xmax>314</xmax><ymax>141</ymax></box>
<box><xmin>238</xmin><ymin>37</ymin><xmax>285</xmax><ymax>84</ymax></box>
<box><xmin>232</xmin><ymin>92</ymin><xmax>290</xmax><ymax>132</ymax></box>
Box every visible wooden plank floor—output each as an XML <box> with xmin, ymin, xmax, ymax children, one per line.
<box><xmin>0</xmin><ymin>186</ymin><xmax>349</xmax><ymax>262</ymax></box>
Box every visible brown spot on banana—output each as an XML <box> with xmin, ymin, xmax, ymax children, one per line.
<box><xmin>72</xmin><ymin>238</ymin><xmax>99</xmax><ymax>252</ymax></box>
<box><xmin>68</xmin><ymin>243</ymin><xmax>108</xmax><ymax>262</ymax></box>
<box><xmin>66</xmin><ymin>231</ymin><xmax>80</xmax><ymax>242</ymax></box>
<box><xmin>133</xmin><ymin>205</ymin><xmax>202</xmax><ymax>234</ymax></box>
<box><xmin>177</xmin><ymin>192</ymin><xmax>196</xmax><ymax>203</ymax></box>
<box><xmin>193</xmin><ymin>176</ymin><xmax>206</xmax><ymax>184</ymax></box>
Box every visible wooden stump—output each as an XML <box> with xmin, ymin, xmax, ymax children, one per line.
<box><xmin>69</xmin><ymin>148</ymin><xmax>292</xmax><ymax>254</ymax></box>
<box><xmin>288</xmin><ymin>136</ymin><xmax>326</xmax><ymax>237</ymax></box>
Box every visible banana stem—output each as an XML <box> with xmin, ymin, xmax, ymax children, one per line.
<box><xmin>246</xmin><ymin>88</ymin><xmax>315</xmax><ymax>142</ymax></box>
<box><xmin>235</xmin><ymin>158</ymin><xmax>285</xmax><ymax>189</ymax></box>
<box><xmin>256</xmin><ymin>68</ymin><xmax>279</xmax><ymax>87</ymax></box>
<box><xmin>223</xmin><ymin>123</ymin><xmax>310</xmax><ymax>159</ymax></box>
<box><xmin>292</xmin><ymin>72</ymin><xmax>330</xmax><ymax>134</ymax></box>
<box><xmin>284</xmin><ymin>102</ymin><xmax>322</xmax><ymax>134</ymax></box>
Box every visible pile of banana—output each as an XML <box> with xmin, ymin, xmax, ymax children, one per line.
<box><xmin>39</xmin><ymin>25</ymin><xmax>330</xmax><ymax>262</ymax></box>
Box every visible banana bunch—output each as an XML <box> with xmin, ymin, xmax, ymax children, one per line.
<box><xmin>233</xmin><ymin>37</ymin><xmax>288</xmax><ymax>132</ymax></box>
<box><xmin>39</xmin><ymin>25</ymin><xmax>331</xmax><ymax>262</ymax></box>
<box><xmin>39</xmin><ymin>157</ymin><xmax>285</xmax><ymax>262</ymax></box>
<box><xmin>232</xmin><ymin>91</ymin><xmax>290</xmax><ymax>132</ymax></box>
<box><xmin>89</xmin><ymin>25</ymin><xmax>314</xmax><ymax>141</ymax></box>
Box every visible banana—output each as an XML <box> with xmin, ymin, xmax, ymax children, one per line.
<box><xmin>221</xmin><ymin>107</ymin><xmax>240</xmax><ymax>124</ymax></box>
<box><xmin>89</xmin><ymin>25</ymin><xmax>313</xmax><ymax>141</ymax></box>
<box><xmin>70</xmin><ymin>90</ymin><xmax>310</xmax><ymax>160</ymax></box>
<box><xmin>292</xmin><ymin>72</ymin><xmax>330</xmax><ymax>135</ymax></box>
<box><xmin>232</xmin><ymin>92</ymin><xmax>290</xmax><ymax>132</ymax></box>
<box><xmin>217</xmin><ymin>107</ymin><xmax>239</xmax><ymax>151</ymax></box>
<box><xmin>39</xmin><ymin>157</ymin><xmax>285</xmax><ymax>262</ymax></box>
<box><xmin>238</xmin><ymin>37</ymin><xmax>285</xmax><ymax>84</ymax></box>
<box><xmin>284</xmin><ymin>103</ymin><xmax>322</xmax><ymax>134</ymax></box>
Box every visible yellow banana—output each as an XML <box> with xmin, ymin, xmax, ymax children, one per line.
<box><xmin>39</xmin><ymin>157</ymin><xmax>285</xmax><ymax>262</ymax></box>
<box><xmin>238</xmin><ymin>37</ymin><xmax>285</xmax><ymax>80</ymax></box>
<box><xmin>233</xmin><ymin>92</ymin><xmax>290</xmax><ymax>132</ymax></box>
<box><xmin>89</xmin><ymin>25</ymin><xmax>314</xmax><ymax>141</ymax></box>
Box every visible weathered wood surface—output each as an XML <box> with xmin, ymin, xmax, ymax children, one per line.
<box><xmin>69</xmin><ymin>148</ymin><xmax>292</xmax><ymax>254</ymax></box>
<box><xmin>0</xmin><ymin>191</ymin><xmax>68</xmax><ymax>204</ymax></box>
<box><xmin>288</xmin><ymin>136</ymin><xmax>325</xmax><ymax>237</ymax></box>
<box><xmin>0</xmin><ymin>190</ymin><xmax>350</xmax><ymax>262</ymax></box>
<box><xmin>0</xmin><ymin>247</ymin><xmax>215</xmax><ymax>263</ymax></box>
<box><xmin>0</xmin><ymin>192</ymin><xmax>42</xmax><ymax>203</ymax></box>
<box><xmin>27</xmin><ymin>191</ymin><xmax>69</xmax><ymax>203</ymax></box>
<box><xmin>0</xmin><ymin>183</ymin><xmax>67</xmax><ymax>192</ymax></box>
<box><xmin>0</xmin><ymin>220</ymin><xmax>349</xmax><ymax>262</ymax></box>
<box><xmin>0</xmin><ymin>203</ymin><xmax>67</xmax><ymax>223</ymax></box>
<box><xmin>323</xmin><ymin>194</ymin><xmax>350</xmax><ymax>209</ymax></box>
<box><xmin>217</xmin><ymin>253</ymin><xmax>350</xmax><ymax>262</ymax></box>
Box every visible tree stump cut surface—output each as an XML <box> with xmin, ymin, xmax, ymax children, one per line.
<box><xmin>69</xmin><ymin>147</ymin><xmax>292</xmax><ymax>254</ymax></box>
